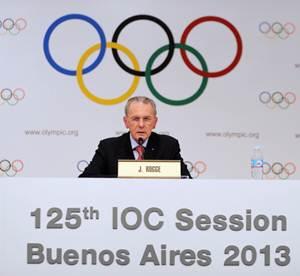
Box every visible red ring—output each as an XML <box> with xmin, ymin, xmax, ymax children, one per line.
<box><xmin>284</xmin><ymin>162</ymin><xmax>296</xmax><ymax>175</ymax></box>
<box><xmin>194</xmin><ymin>161</ymin><xmax>207</xmax><ymax>174</ymax></box>
<box><xmin>12</xmin><ymin>160</ymin><xmax>24</xmax><ymax>172</ymax></box>
<box><xmin>180</xmin><ymin>16</ymin><xmax>243</xmax><ymax>78</ymax></box>
<box><xmin>13</xmin><ymin>88</ymin><xmax>25</xmax><ymax>101</ymax></box>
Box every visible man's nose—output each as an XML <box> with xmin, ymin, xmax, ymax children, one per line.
<box><xmin>138</xmin><ymin>119</ymin><xmax>145</xmax><ymax>127</ymax></box>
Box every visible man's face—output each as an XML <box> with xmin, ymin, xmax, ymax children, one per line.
<box><xmin>123</xmin><ymin>102</ymin><xmax>158</xmax><ymax>142</ymax></box>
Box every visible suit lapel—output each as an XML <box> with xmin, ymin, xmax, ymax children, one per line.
<box><xmin>118</xmin><ymin>132</ymin><xmax>135</xmax><ymax>160</ymax></box>
<box><xmin>144</xmin><ymin>132</ymin><xmax>159</xmax><ymax>159</ymax></box>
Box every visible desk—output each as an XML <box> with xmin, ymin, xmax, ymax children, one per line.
<box><xmin>1</xmin><ymin>178</ymin><xmax>299</xmax><ymax>275</ymax></box>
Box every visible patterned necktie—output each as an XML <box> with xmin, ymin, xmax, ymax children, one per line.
<box><xmin>135</xmin><ymin>145</ymin><xmax>144</xmax><ymax>160</ymax></box>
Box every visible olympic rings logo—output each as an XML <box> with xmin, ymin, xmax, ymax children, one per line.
<box><xmin>0</xmin><ymin>18</ymin><xmax>27</xmax><ymax>35</ymax></box>
<box><xmin>259</xmin><ymin>91</ymin><xmax>296</xmax><ymax>109</ymax></box>
<box><xmin>0</xmin><ymin>88</ymin><xmax>25</xmax><ymax>106</ymax></box>
<box><xmin>258</xmin><ymin>21</ymin><xmax>296</xmax><ymax>39</ymax></box>
<box><xmin>184</xmin><ymin>160</ymin><xmax>207</xmax><ymax>178</ymax></box>
<box><xmin>44</xmin><ymin>14</ymin><xmax>243</xmax><ymax>106</ymax></box>
<box><xmin>0</xmin><ymin>159</ymin><xmax>24</xmax><ymax>177</ymax></box>
<box><xmin>263</xmin><ymin>161</ymin><xmax>296</xmax><ymax>180</ymax></box>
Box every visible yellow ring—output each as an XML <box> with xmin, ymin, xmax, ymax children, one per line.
<box><xmin>76</xmin><ymin>42</ymin><xmax>140</xmax><ymax>105</ymax></box>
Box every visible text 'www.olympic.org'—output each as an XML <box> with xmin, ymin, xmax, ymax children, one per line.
<box><xmin>24</xmin><ymin>129</ymin><xmax>79</xmax><ymax>137</ymax></box>
<box><xmin>206</xmin><ymin>131</ymin><xmax>260</xmax><ymax>139</ymax></box>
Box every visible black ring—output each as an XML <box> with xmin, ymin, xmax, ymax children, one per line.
<box><xmin>0</xmin><ymin>159</ymin><xmax>11</xmax><ymax>172</ymax></box>
<box><xmin>77</xmin><ymin>160</ymin><xmax>88</xmax><ymax>172</ymax></box>
<box><xmin>1</xmin><ymin>88</ymin><xmax>13</xmax><ymax>101</ymax></box>
<box><xmin>272</xmin><ymin>91</ymin><xmax>284</xmax><ymax>104</ymax></box>
<box><xmin>272</xmin><ymin>162</ymin><xmax>284</xmax><ymax>175</ymax></box>
<box><xmin>3</xmin><ymin>18</ymin><xmax>15</xmax><ymax>31</ymax></box>
<box><xmin>111</xmin><ymin>14</ymin><xmax>175</xmax><ymax>76</ymax></box>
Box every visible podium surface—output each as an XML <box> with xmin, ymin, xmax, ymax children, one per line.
<box><xmin>1</xmin><ymin>178</ymin><xmax>299</xmax><ymax>275</ymax></box>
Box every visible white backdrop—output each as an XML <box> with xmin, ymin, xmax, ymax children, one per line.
<box><xmin>1</xmin><ymin>0</ymin><xmax>299</xmax><ymax>178</ymax></box>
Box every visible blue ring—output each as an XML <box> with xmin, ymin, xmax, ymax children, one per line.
<box><xmin>43</xmin><ymin>14</ymin><xmax>106</xmax><ymax>76</ymax></box>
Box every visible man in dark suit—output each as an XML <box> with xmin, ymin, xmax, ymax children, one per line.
<box><xmin>79</xmin><ymin>96</ymin><xmax>191</xmax><ymax>178</ymax></box>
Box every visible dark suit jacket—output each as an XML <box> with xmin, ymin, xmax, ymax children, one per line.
<box><xmin>79</xmin><ymin>132</ymin><xmax>191</xmax><ymax>178</ymax></box>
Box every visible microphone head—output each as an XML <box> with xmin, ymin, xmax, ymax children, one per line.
<box><xmin>138</xmin><ymin>137</ymin><xmax>144</xmax><ymax>145</ymax></box>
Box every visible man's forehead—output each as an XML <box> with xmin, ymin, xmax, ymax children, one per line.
<box><xmin>127</xmin><ymin>102</ymin><xmax>155</xmax><ymax>114</ymax></box>
<box><xmin>129</xmin><ymin>114</ymin><xmax>154</xmax><ymax>118</ymax></box>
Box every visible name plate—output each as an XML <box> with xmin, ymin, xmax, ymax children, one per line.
<box><xmin>118</xmin><ymin>160</ymin><xmax>181</xmax><ymax>178</ymax></box>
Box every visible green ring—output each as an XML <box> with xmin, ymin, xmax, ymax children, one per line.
<box><xmin>145</xmin><ymin>43</ymin><xmax>208</xmax><ymax>106</ymax></box>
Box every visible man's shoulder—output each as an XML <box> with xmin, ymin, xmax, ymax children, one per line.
<box><xmin>100</xmin><ymin>132</ymin><xmax>129</xmax><ymax>146</ymax></box>
<box><xmin>151</xmin><ymin>132</ymin><xmax>178</xmax><ymax>144</ymax></box>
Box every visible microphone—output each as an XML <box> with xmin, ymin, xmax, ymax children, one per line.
<box><xmin>138</xmin><ymin>137</ymin><xmax>144</xmax><ymax>145</ymax></box>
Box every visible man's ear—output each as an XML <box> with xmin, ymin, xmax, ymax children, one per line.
<box><xmin>153</xmin><ymin>116</ymin><xmax>158</xmax><ymax>128</ymax></box>
<box><xmin>123</xmin><ymin>116</ymin><xmax>129</xmax><ymax>128</ymax></box>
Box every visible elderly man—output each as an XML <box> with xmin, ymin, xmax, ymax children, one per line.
<box><xmin>79</xmin><ymin>96</ymin><xmax>191</xmax><ymax>178</ymax></box>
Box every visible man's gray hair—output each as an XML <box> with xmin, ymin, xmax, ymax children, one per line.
<box><xmin>125</xmin><ymin>96</ymin><xmax>157</xmax><ymax>116</ymax></box>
